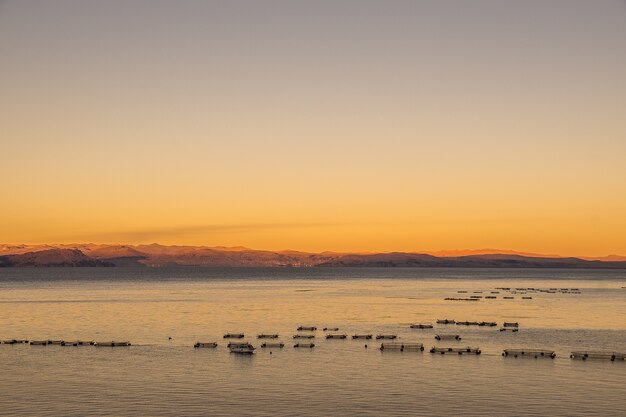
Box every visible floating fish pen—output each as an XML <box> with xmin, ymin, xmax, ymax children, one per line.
<box><xmin>323</xmin><ymin>327</ymin><xmax>339</xmax><ymax>331</ymax></box>
<box><xmin>257</xmin><ymin>334</ymin><xmax>279</xmax><ymax>339</ymax></box>
<box><xmin>491</xmin><ymin>291</ymin><xmax>500</xmax><ymax>294</ymax></box>
<box><xmin>293</xmin><ymin>334</ymin><xmax>315</xmax><ymax>339</ymax></box>
<box><xmin>437</xmin><ymin>319</ymin><xmax>456</xmax><ymax>324</ymax></box>
<box><xmin>473</xmin><ymin>291</ymin><xmax>483</xmax><ymax>294</ymax></box>
<box><xmin>61</xmin><ymin>340</ymin><xmax>94</xmax><ymax>346</ymax></box>
<box><xmin>570</xmin><ymin>351</ymin><xmax>626</xmax><ymax>361</ymax></box>
<box><xmin>456</xmin><ymin>321</ymin><xmax>479</xmax><ymax>326</ymax></box>
<box><xmin>223</xmin><ymin>333</ymin><xmax>244</xmax><ymax>339</ymax></box>
<box><xmin>410</xmin><ymin>324</ymin><xmax>433</xmax><ymax>329</ymax></box>
<box><xmin>261</xmin><ymin>342</ymin><xmax>285</xmax><ymax>348</ymax></box>
<box><xmin>48</xmin><ymin>340</ymin><xmax>64</xmax><ymax>345</ymax></box>
<box><xmin>325</xmin><ymin>334</ymin><xmax>347</xmax><ymax>339</ymax></box>
<box><xmin>499</xmin><ymin>328</ymin><xmax>519</xmax><ymax>332</ymax></box>
<box><xmin>430</xmin><ymin>347</ymin><xmax>481</xmax><ymax>355</ymax></box>
<box><xmin>435</xmin><ymin>334</ymin><xmax>461</xmax><ymax>341</ymax></box>
<box><xmin>229</xmin><ymin>343</ymin><xmax>255</xmax><ymax>354</ymax></box>
<box><xmin>457</xmin><ymin>290</ymin><xmax>467</xmax><ymax>293</ymax></box>
<box><xmin>503</xmin><ymin>322</ymin><xmax>519</xmax><ymax>327</ymax></box>
<box><xmin>478</xmin><ymin>322</ymin><xmax>497</xmax><ymax>327</ymax></box>
<box><xmin>469</xmin><ymin>296</ymin><xmax>482</xmax><ymax>299</ymax></box>
<box><xmin>352</xmin><ymin>334</ymin><xmax>372</xmax><ymax>340</ymax></box>
<box><xmin>522</xmin><ymin>297</ymin><xmax>533</xmax><ymax>300</ymax></box>
<box><xmin>376</xmin><ymin>334</ymin><xmax>397</xmax><ymax>340</ymax></box>
<box><xmin>94</xmin><ymin>341</ymin><xmax>131</xmax><ymax>347</ymax></box>
<box><xmin>293</xmin><ymin>343</ymin><xmax>315</xmax><ymax>348</ymax></box>
<box><xmin>380</xmin><ymin>343</ymin><xmax>424</xmax><ymax>351</ymax></box>
<box><xmin>2</xmin><ymin>339</ymin><xmax>29</xmax><ymax>344</ymax></box>
<box><xmin>503</xmin><ymin>296</ymin><xmax>514</xmax><ymax>299</ymax></box>
<box><xmin>194</xmin><ymin>342</ymin><xmax>218</xmax><ymax>348</ymax></box>
<box><xmin>444</xmin><ymin>298</ymin><xmax>479</xmax><ymax>301</ymax></box>
<box><xmin>29</xmin><ymin>340</ymin><xmax>48</xmax><ymax>346</ymax></box>
<box><xmin>297</xmin><ymin>326</ymin><xmax>317</xmax><ymax>331</ymax></box>
<box><xmin>503</xmin><ymin>349</ymin><xmax>555</xmax><ymax>358</ymax></box>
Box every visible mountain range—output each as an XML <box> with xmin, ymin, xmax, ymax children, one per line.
<box><xmin>1</xmin><ymin>244</ymin><xmax>626</xmax><ymax>268</ymax></box>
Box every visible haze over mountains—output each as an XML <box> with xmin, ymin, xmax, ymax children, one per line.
<box><xmin>1</xmin><ymin>244</ymin><xmax>625</xmax><ymax>268</ymax></box>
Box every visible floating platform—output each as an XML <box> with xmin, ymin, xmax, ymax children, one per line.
<box><xmin>223</xmin><ymin>333</ymin><xmax>244</xmax><ymax>339</ymax></box>
<box><xmin>48</xmin><ymin>340</ymin><xmax>64</xmax><ymax>345</ymax></box>
<box><xmin>297</xmin><ymin>326</ymin><xmax>317</xmax><ymax>331</ymax></box>
<box><xmin>570</xmin><ymin>351</ymin><xmax>626</xmax><ymax>361</ymax></box>
<box><xmin>444</xmin><ymin>298</ymin><xmax>479</xmax><ymax>301</ymax></box>
<box><xmin>437</xmin><ymin>319</ymin><xmax>456</xmax><ymax>324</ymax></box>
<box><xmin>293</xmin><ymin>343</ymin><xmax>315</xmax><ymax>348</ymax></box>
<box><xmin>229</xmin><ymin>343</ymin><xmax>255</xmax><ymax>354</ymax></box>
<box><xmin>194</xmin><ymin>342</ymin><xmax>218</xmax><ymax>348</ymax></box>
<box><xmin>485</xmin><ymin>296</ymin><xmax>497</xmax><ymax>299</ymax></box>
<box><xmin>352</xmin><ymin>334</ymin><xmax>372</xmax><ymax>340</ymax></box>
<box><xmin>503</xmin><ymin>349</ymin><xmax>555</xmax><ymax>358</ymax></box>
<box><xmin>456</xmin><ymin>321</ymin><xmax>479</xmax><ymax>326</ymax></box>
<box><xmin>380</xmin><ymin>343</ymin><xmax>424</xmax><ymax>351</ymax></box>
<box><xmin>499</xmin><ymin>328</ymin><xmax>519</xmax><ymax>332</ymax></box>
<box><xmin>257</xmin><ymin>334</ymin><xmax>279</xmax><ymax>339</ymax></box>
<box><xmin>94</xmin><ymin>341</ymin><xmax>131</xmax><ymax>347</ymax></box>
<box><xmin>2</xmin><ymin>339</ymin><xmax>29</xmax><ymax>344</ymax></box>
<box><xmin>478</xmin><ymin>322</ymin><xmax>497</xmax><ymax>327</ymax></box>
<box><xmin>410</xmin><ymin>324</ymin><xmax>433</xmax><ymax>329</ymax></box>
<box><xmin>29</xmin><ymin>340</ymin><xmax>48</xmax><ymax>346</ymax></box>
<box><xmin>375</xmin><ymin>334</ymin><xmax>397</xmax><ymax>340</ymax></box>
<box><xmin>261</xmin><ymin>342</ymin><xmax>284</xmax><ymax>348</ymax></box>
<box><xmin>62</xmin><ymin>340</ymin><xmax>94</xmax><ymax>346</ymax></box>
<box><xmin>323</xmin><ymin>327</ymin><xmax>339</xmax><ymax>331</ymax></box>
<box><xmin>325</xmin><ymin>334</ymin><xmax>347</xmax><ymax>339</ymax></box>
<box><xmin>503</xmin><ymin>296</ymin><xmax>514</xmax><ymax>299</ymax></box>
<box><xmin>522</xmin><ymin>297</ymin><xmax>533</xmax><ymax>299</ymax></box>
<box><xmin>435</xmin><ymin>334</ymin><xmax>461</xmax><ymax>341</ymax></box>
<box><xmin>293</xmin><ymin>334</ymin><xmax>315</xmax><ymax>339</ymax></box>
<box><xmin>502</xmin><ymin>322</ymin><xmax>519</xmax><ymax>327</ymax></box>
<box><xmin>430</xmin><ymin>347</ymin><xmax>481</xmax><ymax>355</ymax></box>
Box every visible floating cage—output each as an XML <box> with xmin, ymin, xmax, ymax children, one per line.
<box><xmin>503</xmin><ymin>349</ymin><xmax>555</xmax><ymax>358</ymax></box>
<box><xmin>61</xmin><ymin>340</ymin><xmax>94</xmax><ymax>346</ymax></box>
<box><xmin>522</xmin><ymin>297</ymin><xmax>533</xmax><ymax>299</ymax></box>
<box><xmin>499</xmin><ymin>328</ymin><xmax>519</xmax><ymax>332</ymax></box>
<box><xmin>570</xmin><ymin>351</ymin><xmax>626</xmax><ymax>361</ymax></box>
<box><xmin>228</xmin><ymin>343</ymin><xmax>255</xmax><ymax>354</ymax></box>
<box><xmin>375</xmin><ymin>334</ymin><xmax>397</xmax><ymax>340</ymax></box>
<box><xmin>94</xmin><ymin>341</ymin><xmax>131</xmax><ymax>347</ymax></box>
<box><xmin>435</xmin><ymin>334</ymin><xmax>461</xmax><ymax>341</ymax></box>
<box><xmin>503</xmin><ymin>296</ymin><xmax>514</xmax><ymax>299</ymax></box>
<box><xmin>194</xmin><ymin>342</ymin><xmax>218</xmax><ymax>348</ymax></box>
<box><xmin>293</xmin><ymin>334</ymin><xmax>315</xmax><ymax>339</ymax></box>
<box><xmin>485</xmin><ymin>296</ymin><xmax>497</xmax><ymax>299</ymax></box>
<box><xmin>325</xmin><ymin>334</ymin><xmax>347</xmax><ymax>339</ymax></box>
<box><xmin>410</xmin><ymin>324</ymin><xmax>433</xmax><ymax>329</ymax></box>
<box><xmin>293</xmin><ymin>343</ymin><xmax>315</xmax><ymax>348</ymax></box>
<box><xmin>478</xmin><ymin>322</ymin><xmax>497</xmax><ymax>327</ymax></box>
<box><xmin>323</xmin><ymin>327</ymin><xmax>339</xmax><ymax>331</ymax></box>
<box><xmin>456</xmin><ymin>321</ymin><xmax>479</xmax><ymax>326</ymax></box>
<box><xmin>257</xmin><ymin>334</ymin><xmax>279</xmax><ymax>339</ymax></box>
<box><xmin>352</xmin><ymin>334</ymin><xmax>373</xmax><ymax>340</ymax></box>
<box><xmin>430</xmin><ymin>346</ymin><xmax>481</xmax><ymax>355</ymax></box>
<box><xmin>380</xmin><ymin>343</ymin><xmax>424</xmax><ymax>351</ymax></box>
<box><xmin>437</xmin><ymin>319</ymin><xmax>456</xmax><ymax>324</ymax></box>
<box><xmin>48</xmin><ymin>340</ymin><xmax>64</xmax><ymax>345</ymax></box>
<box><xmin>503</xmin><ymin>322</ymin><xmax>519</xmax><ymax>327</ymax></box>
<box><xmin>297</xmin><ymin>326</ymin><xmax>317</xmax><ymax>331</ymax></box>
<box><xmin>261</xmin><ymin>342</ymin><xmax>285</xmax><ymax>348</ymax></box>
<box><xmin>444</xmin><ymin>298</ymin><xmax>479</xmax><ymax>301</ymax></box>
<box><xmin>223</xmin><ymin>333</ymin><xmax>244</xmax><ymax>339</ymax></box>
<box><xmin>29</xmin><ymin>340</ymin><xmax>48</xmax><ymax>346</ymax></box>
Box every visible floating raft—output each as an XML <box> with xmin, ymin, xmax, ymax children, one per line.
<box><xmin>499</xmin><ymin>328</ymin><xmax>519</xmax><ymax>332</ymax></box>
<box><xmin>293</xmin><ymin>343</ymin><xmax>315</xmax><ymax>348</ymax></box>
<box><xmin>229</xmin><ymin>343</ymin><xmax>255</xmax><ymax>354</ymax></box>
<box><xmin>94</xmin><ymin>341</ymin><xmax>131</xmax><ymax>347</ymax></box>
<box><xmin>293</xmin><ymin>334</ymin><xmax>315</xmax><ymax>339</ymax></box>
<box><xmin>503</xmin><ymin>296</ymin><xmax>514</xmax><ymax>299</ymax></box>
<box><xmin>437</xmin><ymin>319</ymin><xmax>456</xmax><ymax>324</ymax></box>
<box><xmin>380</xmin><ymin>343</ymin><xmax>424</xmax><ymax>351</ymax></box>
<box><xmin>29</xmin><ymin>340</ymin><xmax>48</xmax><ymax>346</ymax></box>
<box><xmin>223</xmin><ymin>333</ymin><xmax>244</xmax><ymax>339</ymax></box>
<box><xmin>503</xmin><ymin>349</ymin><xmax>555</xmax><ymax>358</ymax></box>
<box><xmin>444</xmin><ymin>298</ymin><xmax>479</xmax><ymax>301</ymax></box>
<box><xmin>62</xmin><ymin>340</ymin><xmax>94</xmax><ymax>346</ymax></box>
<box><xmin>435</xmin><ymin>334</ymin><xmax>461</xmax><ymax>341</ymax></box>
<box><xmin>194</xmin><ymin>342</ymin><xmax>217</xmax><ymax>348</ymax></box>
<box><xmin>410</xmin><ymin>324</ymin><xmax>433</xmax><ymax>329</ymax></box>
<box><xmin>478</xmin><ymin>322</ymin><xmax>497</xmax><ymax>327</ymax></box>
<box><xmin>375</xmin><ymin>334</ymin><xmax>397</xmax><ymax>340</ymax></box>
<box><xmin>570</xmin><ymin>351</ymin><xmax>626</xmax><ymax>361</ymax></box>
<box><xmin>430</xmin><ymin>347</ymin><xmax>481</xmax><ymax>355</ymax></box>
<box><xmin>485</xmin><ymin>296</ymin><xmax>497</xmax><ymax>299</ymax></box>
<box><xmin>297</xmin><ymin>326</ymin><xmax>317</xmax><ymax>331</ymax></box>
<box><xmin>456</xmin><ymin>321</ymin><xmax>479</xmax><ymax>326</ymax></box>
<box><xmin>48</xmin><ymin>340</ymin><xmax>64</xmax><ymax>345</ymax></box>
<box><xmin>261</xmin><ymin>342</ymin><xmax>284</xmax><ymax>348</ymax></box>
<box><xmin>522</xmin><ymin>296</ymin><xmax>533</xmax><ymax>299</ymax></box>
<box><xmin>2</xmin><ymin>339</ymin><xmax>29</xmax><ymax>344</ymax></box>
<box><xmin>257</xmin><ymin>334</ymin><xmax>279</xmax><ymax>339</ymax></box>
<box><xmin>503</xmin><ymin>322</ymin><xmax>519</xmax><ymax>327</ymax></box>
<box><xmin>352</xmin><ymin>334</ymin><xmax>372</xmax><ymax>340</ymax></box>
<box><xmin>323</xmin><ymin>327</ymin><xmax>339</xmax><ymax>331</ymax></box>
<box><xmin>325</xmin><ymin>334</ymin><xmax>347</xmax><ymax>339</ymax></box>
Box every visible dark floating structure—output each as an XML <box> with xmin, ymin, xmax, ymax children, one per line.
<box><xmin>261</xmin><ymin>342</ymin><xmax>285</xmax><ymax>348</ymax></box>
<box><xmin>478</xmin><ymin>322</ymin><xmax>497</xmax><ymax>327</ymax></box>
<box><xmin>380</xmin><ymin>342</ymin><xmax>424</xmax><ymax>352</ymax></box>
<box><xmin>293</xmin><ymin>343</ymin><xmax>315</xmax><ymax>348</ymax></box>
<box><xmin>228</xmin><ymin>342</ymin><xmax>255</xmax><ymax>354</ymax></box>
<box><xmin>297</xmin><ymin>326</ymin><xmax>317</xmax><ymax>331</ymax></box>
<box><xmin>410</xmin><ymin>324</ymin><xmax>433</xmax><ymax>329</ymax></box>
<box><xmin>325</xmin><ymin>334</ymin><xmax>347</xmax><ymax>339</ymax></box>
<box><xmin>323</xmin><ymin>327</ymin><xmax>339</xmax><ymax>331</ymax></box>
<box><xmin>352</xmin><ymin>334</ymin><xmax>373</xmax><ymax>340</ymax></box>
<box><xmin>430</xmin><ymin>347</ymin><xmax>481</xmax><ymax>355</ymax></box>
<box><xmin>257</xmin><ymin>334</ymin><xmax>279</xmax><ymax>339</ymax></box>
<box><xmin>293</xmin><ymin>334</ymin><xmax>315</xmax><ymax>339</ymax></box>
<box><xmin>94</xmin><ymin>341</ymin><xmax>131</xmax><ymax>347</ymax></box>
<box><xmin>570</xmin><ymin>351</ymin><xmax>626</xmax><ymax>361</ymax></box>
<box><xmin>2</xmin><ymin>339</ymin><xmax>29</xmax><ymax>344</ymax></box>
<box><xmin>437</xmin><ymin>319</ymin><xmax>456</xmax><ymax>324</ymax></box>
<box><xmin>500</xmin><ymin>322</ymin><xmax>520</xmax><ymax>332</ymax></box>
<box><xmin>194</xmin><ymin>342</ymin><xmax>218</xmax><ymax>348</ymax></box>
<box><xmin>456</xmin><ymin>321</ymin><xmax>479</xmax><ymax>326</ymax></box>
<box><xmin>435</xmin><ymin>334</ymin><xmax>461</xmax><ymax>341</ymax></box>
<box><xmin>29</xmin><ymin>340</ymin><xmax>48</xmax><ymax>346</ymax></box>
<box><xmin>223</xmin><ymin>333</ymin><xmax>245</xmax><ymax>339</ymax></box>
<box><xmin>62</xmin><ymin>340</ymin><xmax>95</xmax><ymax>346</ymax></box>
<box><xmin>503</xmin><ymin>349</ymin><xmax>555</xmax><ymax>359</ymax></box>
<box><xmin>375</xmin><ymin>334</ymin><xmax>397</xmax><ymax>340</ymax></box>
<box><xmin>444</xmin><ymin>298</ymin><xmax>479</xmax><ymax>301</ymax></box>
<box><xmin>522</xmin><ymin>296</ymin><xmax>533</xmax><ymax>300</ymax></box>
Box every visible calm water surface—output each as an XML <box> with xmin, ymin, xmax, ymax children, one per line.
<box><xmin>1</xmin><ymin>267</ymin><xmax>625</xmax><ymax>416</ymax></box>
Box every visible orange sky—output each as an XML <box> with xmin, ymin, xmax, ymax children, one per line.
<box><xmin>1</xmin><ymin>1</ymin><xmax>625</xmax><ymax>257</ymax></box>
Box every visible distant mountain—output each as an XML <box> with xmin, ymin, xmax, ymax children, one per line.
<box><xmin>0</xmin><ymin>244</ymin><xmax>625</xmax><ymax>268</ymax></box>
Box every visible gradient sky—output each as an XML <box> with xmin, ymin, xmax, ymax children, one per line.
<box><xmin>1</xmin><ymin>0</ymin><xmax>626</xmax><ymax>255</ymax></box>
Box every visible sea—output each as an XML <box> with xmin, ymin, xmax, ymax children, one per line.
<box><xmin>1</xmin><ymin>267</ymin><xmax>625</xmax><ymax>416</ymax></box>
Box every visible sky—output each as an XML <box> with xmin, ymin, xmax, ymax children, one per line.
<box><xmin>1</xmin><ymin>0</ymin><xmax>626</xmax><ymax>256</ymax></box>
